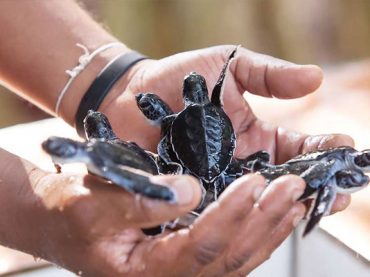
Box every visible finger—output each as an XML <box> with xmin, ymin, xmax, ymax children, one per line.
<box><xmin>75</xmin><ymin>174</ymin><xmax>202</xmax><ymax>232</ymax></box>
<box><xmin>274</xmin><ymin>130</ymin><xmax>355</xmax><ymax>164</ymax></box>
<box><xmin>232</xmin><ymin>47</ymin><xmax>323</xmax><ymax>99</ymax></box>
<box><xmin>233</xmin><ymin>202</ymin><xmax>306</xmax><ymax>276</ymax></box>
<box><xmin>214</xmin><ymin>175</ymin><xmax>305</xmax><ymax>275</ymax></box>
<box><xmin>132</xmin><ymin>174</ymin><xmax>203</xmax><ymax>227</ymax></box>
<box><xmin>236</xmin><ymin>123</ymin><xmax>355</xmax><ymax>165</ymax></box>
<box><xmin>300</xmin><ymin>133</ymin><xmax>355</xmax><ymax>153</ymax></box>
<box><xmin>141</xmin><ymin>174</ymin><xmax>266</xmax><ymax>277</ymax></box>
<box><xmin>331</xmin><ymin>193</ymin><xmax>351</xmax><ymax>214</ymax></box>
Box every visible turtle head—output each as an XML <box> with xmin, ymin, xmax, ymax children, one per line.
<box><xmin>335</xmin><ymin>170</ymin><xmax>369</xmax><ymax>193</ymax></box>
<box><xmin>333</xmin><ymin>149</ymin><xmax>370</xmax><ymax>193</ymax></box>
<box><xmin>42</xmin><ymin>137</ymin><xmax>86</xmax><ymax>164</ymax></box>
<box><xmin>136</xmin><ymin>93</ymin><xmax>173</xmax><ymax>125</ymax></box>
<box><xmin>183</xmin><ymin>72</ymin><xmax>210</xmax><ymax>106</ymax></box>
<box><xmin>352</xmin><ymin>149</ymin><xmax>370</xmax><ymax>172</ymax></box>
<box><xmin>83</xmin><ymin>110</ymin><xmax>116</xmax><ymax>140</ymax></box>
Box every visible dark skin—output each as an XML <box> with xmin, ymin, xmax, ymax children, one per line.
<box><xmin>99</xmin><ymin>45</ymin><xmax>352</xmax><ymax>212</ymax></box>
<box><xmin>0</xmin><ymin>1</ymin><xmax>352</xmax><ymax>276</ymax></box>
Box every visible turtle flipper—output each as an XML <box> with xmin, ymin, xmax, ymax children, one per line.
<box><xmin>157</xmin><ymin>158</ymin><xmax>183</xmax><ymax>175</ymax></box>
<box><xmin>303</xmin><ymin>181</ymin><xmax>336</xmax><ymax>236</ymax></box>
<box><xmin>223</xmin><ymin>151</ymin><xmax>271</xmax><ymax>185</ymax></box>
<box><xmin>224</xmin><ymin>160</ymin><xmax>243</xmax><ymax>185</ymax></box>
<box><xmin>244</xmin><ymin>150</ymin><xmax>271</xmax><ymax>164</ymax></box>
<box><xmin>102</xmin><ymin>166</ymin><xmax>175</xmax><ymax>202</ymax></box>
<box><xmin>227</xmin><ymin>151</ymin><xmax>270</xmax><ymax>172</ymax></box>
<box><xmin>213</xmin><ymin>175</ymin><xmax>226</xmax><ymax>198</ymax></box>
<box><xmin>239</xmin><ymin>150</ymin><xmax>271</xmax><ymax>172</ymax></box>
<box><xmin>298</xmin><ymin>160</ymin><xmax>336</xmax><ymax>200</ymax></box>
<box><xmin>211</xmin><ymin>46</ymin><xmax>238</xmax><ymax>107</ymax></box>
<box><xmin>136</xmin><ymin>93</ymin><xmax>174</xmax><ymax>125</ymax></box>
<box><xmin>142</xmin><ymin>225</ymin><xmax>164</xmax><ymax>236</ymax></box>
<box><xmin>157</xmin><ymin>134</ymin><xmax>183</xmax><ymax>175</ymax></box>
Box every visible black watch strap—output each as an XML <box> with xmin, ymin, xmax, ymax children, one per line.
<box><xmin>75</xmin><ymin>51</ymin><xmax>147</xmax><ymax>138</ymax></box>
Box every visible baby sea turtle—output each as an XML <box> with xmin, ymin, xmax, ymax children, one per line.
<box><xmin>83</xmin><ymin>110</ymin><xmax>166</xmax><ymax>235</ymax></box>
<box><xmin>42</xmin><ymin>137</ymin><xmax>175</xmax><ymax>202</ymax></box>
<box><xmin>136</xmin><ymin>46</ymin><xmax>251</xmax><ymax>210</ymax></box>
<box><xmin>84</xmin><ymin>110</ymin><xmax>159</xmax><ymax>175</ymax></box>
<box><xmin>246</xmin><ymin>146</ymin><xmax>370</xmax><ymax>235</ymax></box>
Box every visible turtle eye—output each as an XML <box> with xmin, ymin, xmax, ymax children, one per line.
<box><xmin>335</xmin><ymin>170</ymin><xmax>369</xmax><ymax>194</ymax></box>
<box><xmin>354</xmin><ymin>150</ymin><xmax>370</xmax><ymax>168</ymax></box>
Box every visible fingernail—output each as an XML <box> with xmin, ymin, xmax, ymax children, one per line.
<box><xmin>253</xmin><ymin>186</ymin><xmax>265</xmax><ymax>201</ymax></box>
<box><xmin>172</xmin><ymin>178</ymin><xmax>197</xmax><ymax>205</ymax></box>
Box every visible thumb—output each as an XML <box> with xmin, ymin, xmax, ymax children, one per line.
<box><xmin>232</xmin><ymin>47</ymin><xmax>324</xmax><ymax>99</ymax></box>
<box><xmin>130</xmin><ymin>174</ymin><xmax>202</xmax><ymax>228</ymax></box>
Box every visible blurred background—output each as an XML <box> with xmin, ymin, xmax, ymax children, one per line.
<box><xmin>1</xmin><ymin>0</ymin><xmax>370</xmax><ymax>128</ymax></box>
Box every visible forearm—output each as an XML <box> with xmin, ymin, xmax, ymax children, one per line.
<box><xmin>0</xmin><ymin>148</ymin><xmax>50</xmax><ymax>253</ymax></box>
<box><xmin>0</xmin><ymin>148</ymin><xmax>87</xmax><ymax>265</ymax></box>
<box><xmin>0</xmin><ymin>0</ymin><xmax>131</xmax><ymax>125</ymax></box>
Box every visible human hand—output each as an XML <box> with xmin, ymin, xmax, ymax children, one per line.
<box><xmin>33</xmin><ymin>169</ymin><xmax>307</xmax><ymax>277</ymax></box>
<box><xmin>100</xmin><ymin>45</ymin><xmax>352</xmax><ymax>214</ymax></box>
<box><xmin>247</xmin><ymin>58</ymin><xmax>370</xmax><ymax>147</ymax></box>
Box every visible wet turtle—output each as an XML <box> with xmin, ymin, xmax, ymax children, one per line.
<box><xmin>136</xmin><ymin>46</ymin><xmax>251</xmax><ymax>210</ymax></box>
<box><xmin>83</xmin><ymin>110</ymin><xmax>159</xmax><ymax>175</ymax></box>
<box><xmin>246</xmin><ymin>147</ymin><xmax>370</xmax><ymax>236</ymax></box>
<box><xmin>83</xmin><ymin>110</ymin><xmax>168</xmax><ymax>235</ymax></box>
<box><xmin>42</xmin><ymin>137</ymin><xmax>175</xmax><ymax>202</ymax></box>
<box><xmin>133</xmin><ymin>92</ymin><xmax>183</xmax><ymax>176</ymax></box>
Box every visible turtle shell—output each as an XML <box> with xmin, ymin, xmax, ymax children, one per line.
<box><xmin>171</xmin><ymin>103</ymin><xmax>236</xmax><ymax>182</ymax></box>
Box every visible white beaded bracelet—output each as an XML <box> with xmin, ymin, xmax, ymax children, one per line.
<box><xmin>54</xmin><ymin>42</ymin><xmax>123</xmax><ymax>115</ymax></box>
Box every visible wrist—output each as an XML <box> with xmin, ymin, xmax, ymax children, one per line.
<box><xmin>98</xmin><ymin>57</ymin><xmax>152</xmax><ymax>113</ymax></box>
<box><xmin>58</xmin><ymin>43</ymin><xmax>132</xmax><ymax>126</ymax></box>
<box><xmin>74</xmin><ymin>51</ymin><xmax>148</xmax><ymax>137</ymax></box>
<box><xmin>0</xmin><ymin>154</ymin><xmax>50</xmax><ymax>253</ymax></box>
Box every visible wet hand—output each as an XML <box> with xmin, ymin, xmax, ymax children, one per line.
<box><xmin>101</xmin><ymin>45</ymin><xmax>351</xmax><ymax>214</ymax></box>
<box><xmin>36</xmin><ymin>171</ymin><xmax>306</xmax><ymax>276</ymax></box>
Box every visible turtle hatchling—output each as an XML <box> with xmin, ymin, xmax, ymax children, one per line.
<box><xmin>246</xmin><ymin>147</ymin><xmax>370</xmax><ymax>235</ymax></box>
<box><xmin>83</xmin><ymin>109</ymin><xmax>160</xmax><ymax>175</ymax></box>
<box><xmin>136</xmin><ymin>46</ymin><xmax>252</xmax><ymax>211</ymax></box>
<box><xmin>44</xmin><ymin>111</ymin><xmax>172</xmax><ymax>235</ymax></box>
<box><xmin>42</xmin><ymin>136</ymin><xmax>175</xmax><ymax>202</ymax></box>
